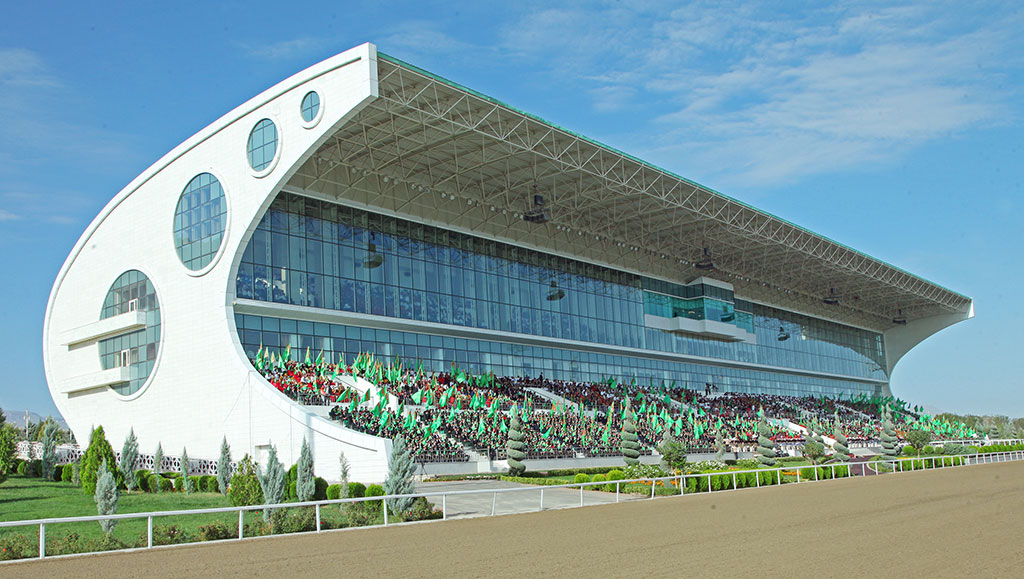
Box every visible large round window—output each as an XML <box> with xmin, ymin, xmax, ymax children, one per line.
<box><xmin>174</xmin><ymin>173</ymin><xmax>227</xmax><ymax>271</ymax></box>
<box><xmin>247</xmin><ymin>118</ymin><xmax>278</xmax><ymax>171</ymax></box>
<box><xmin>98</xmin><ymin>270</ymin><xmax>161</xmax><ymax>396</ymax></box>
<box><xmin>301</xmin><ymin>91</ymin><xmax>320</xmax><ymax>123</ymax></box>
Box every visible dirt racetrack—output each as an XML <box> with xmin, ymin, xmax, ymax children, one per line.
<box><xmin>5</xmin><ymin>460</ymin><xmax>1023</xmax><ymax>578</ymax></box>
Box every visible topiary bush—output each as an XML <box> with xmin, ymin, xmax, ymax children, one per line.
<box><xmin>604</xmin><ymin>469</ymin><xmax>622</xmax><ymax>492</ymax></box>
<box><xmin>364</xmin><ymin>484</ymin><xmax>385</xmax><ymax>512</ymax></box>
<box><xmin>574</xmin><ymin>473</ymin><xmax>590</xmax><ymax>484</ymax></box>
<box><xmin>52</xmin><ymin>464</ymin><xmax>64</xmax><ymax>482</ymax></box>
<box><xmin>902</xmin><ymin>445</ymin><xmax>916</xmax><ymax>456</ymax></box>
<box><xmin>314</xmin><ymin>477</ymin><xmax>329</xmax><ymax>501</ymax></box>
<box><xmin>348</xmin><ymin>482</ymin><xmax>366</xmax><ymax>498</ymax></box>
<box><xmin>146</xmin><ymin>474</ymin><xmax>160</xmax><ymax>493</ymax></box>
<box><xmin>159</xmin><ymin>477</ymin><xmax>174</xmax><ymax>492</ymax></box>
<box><xmin>24</xmin><ymin>459</ymin><xmax>42</xmax><ymax>478</ymax></box>
<box><xmin>326</xmin><ymin>484</ymin><xmax>342</xmax><ymax>500</ymax></box>
<box><xmin>188</xmin><ymin>476</ymin><xmax>202</xmax><ymax>492</ymax></box>
<box><xmin>591</xmin><ymin>474</ymin><xmax>606</xmax><ymax>485</ymax></box>
<box><xmin>62</xmin><ymin>463</ymin><xmax>74</xmax><ymax>482</ymax></box>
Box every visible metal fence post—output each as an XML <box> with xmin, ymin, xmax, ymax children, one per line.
<box><xmin>316</xmin><ymin>504</ymin><xmax>321</xmax><ymax>533</ymax></box>
<box><xmin>831</xmin><ymin>464</ymin><xmax>835</xmax><ymax>479</ymax></box>
<box><xmin>732</xmin><ymin>473</ymin><xmax>737</xmax><ymax>490</ymax></box>
<box><xmin>491</xmin><ymin>492</ymin><xmax>496</xmax><ymax>516</ymax></box>
<box><xmin>616</xmin><ymin>482</ymin><xmax>620</xmax><ymax>503</ymax></box>
<box><xmin>443</xmin><ymin>494</ymin><xmax>448</xmax><ymax>519</ymax></box>
<box><xmin>383</xmin><ymin>498</ymin><xmax>389</xmax><ymax>526</ymax></box>
<box><xmin>582</xmin><ymin>484</ymin><xmax>586</xmax><ymax>506</ymax></box>
<box><xmin>148</xmin><ymin>516</ymin><xmax>153</xmax><ymax>548</ymax></box>
<box><xmin>238</xmin><ymin>509</ymin><xmax>244</xmax><ymax>539</ymax></box>
<box><xmin>680</xmin><ymin>475</ymin><xmax>685</xmax><ymax>495</ymax></box>
<box><xmin>707</xmin><ymin>474</ymin><xmax>712</xmax><ymax>493</ymax></box>
<box><xmin>39</xmin><ymin>523</ymin><xmax>45</xmax><ymax>559</ymax></box>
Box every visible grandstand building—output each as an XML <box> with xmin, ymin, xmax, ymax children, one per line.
<box><xmin>43</xmin><ymin>43</ymin><xmax>973</xmax><ymax>480</ymax></box>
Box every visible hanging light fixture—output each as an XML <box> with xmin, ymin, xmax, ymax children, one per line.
<box><xmin>777</xmin><ymin>326</ymin><xmax>790</xmax><ymax>341</ymax></box>
<box><xmin>694</xmin><ymin>247</ymin><xmax>715</xmax><ymax>271</ymax></box>
<box><xmin>546</xmin><ymin>280</ymin><xmax>565</xmax><ymax>301</ymax></box>
<box><xmin>892</xmin><ymin>309</ymin><xmax>908</xmax><ymax>325</ymax></box>
<box><xmin>363</xmin><ymin>233</ymin><xmax>384</xmax><ymax>269</ymax></box>
<box><xmin>823</xmin><ymin>287</ymin><xmax>840</xmax><ymax>305</ymax></box>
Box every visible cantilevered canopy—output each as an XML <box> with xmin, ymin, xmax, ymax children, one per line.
<box><xmin>287</xmin><ymin>53</ymin><xmax>972</xmax><ymax>332</ymax></box>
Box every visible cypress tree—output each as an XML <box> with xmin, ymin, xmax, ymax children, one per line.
<box><xmin>756</xmin><ymin>413</ymin><xmax>777</xmax><ymax>467</ymax></box>
<box><xmin>180</xmin><ymin>448</ymin><xmax>191</xmax><ymax>494</ymax></box>
<box><xmin>259</xmin><ymin>444</ymin><xmax>285</xmax><ymax>522</ymax></box>
<box><xmin>120</xmin><ymin>428</ymin><xmax>139</xmax><ymax>492</ymax></box>
<box><xmin>714</xmin><ymin>427</ymin><xmax>726</xmax><ymax>461</ymax></box>
<box><xmin>881</xmin><ymin>408</ymin><xmax>899</xmax><ymax>459</ymax></box>
<box><xmin>620</xmin><ymin>400</ymin><xmax>641</xmax><ymax>466</ymax></box>
<box><xmin>217</xmin><ymin>437</ymin><xmax>232</xmax><ymax>496</ymax></box>
<box><xmin>41</xmin><ymin>421</ymin><xmax>59</xmax><ymax>481</ymax></box>
<box><xmin>506</xmin><ymin>412</ymin><xmax>527</xmax><ymax>476</ymax></box>
<box><xmin>338</xmin><ymin>450</ymin><xmax>350</xmax><ymax>500</ymax></box>
<box><xmin>153</xmin><ymin>443</ymin><xmax>164</xmax><ymax>493</ymax></box>
<box><xmin>296</xmin><ymin>438</ymin><xmax>315</xmax><ymax>502</ymax></box>
<box><xmin>832</xmin><ymin>411</ymin><xmax>850</xmax><ymax>462</ymax></box>
<box><xmin>94</xmin><ymin>458</ymin><xmax>119</xmax><ymax>534</ymax></box>
<box><xmin>383</xmin><ymin>436</ymin><xmax>416</xmax><ymax>516</ymax></box>
<box><xmin>81</xmin><ymin>426</ymin><xmax>120</xmax><ymax>494</ymax></box>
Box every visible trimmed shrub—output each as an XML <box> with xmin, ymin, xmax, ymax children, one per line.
<box><xmin>923</xmin><ymin>445</ymin><xmax>936</xmax><ymax>455</ymax></box>
<box><xmin>188</xmin><ymin>476</ymin><xmax>202</xmax><ymax>492</ymax></box>
<box><xmin>685</xmin><ymin>477</ymin><xmax>697</xmax><ymax>494</ymax></box>
<box><xmin>159</xmin><ymin>477</ymin><xmax>174</xmax><ymax>492</ymax></box>
<box><xmin>799</xmin><ymin>467</ymin><xmax>815</xmax><ymax>481</ymax></box>
<box><xmin>286</xmin><ymin>481</ymin><xmax>297</xmax><ymax>502</ymax></box>
<box><xmin>203</xmin><ymin>475</ymin><xmax>220</xmax><ymax>493</ymax></box>
<box><xmin>276</xmin><ymin>507</ymin><xmax>316</xmax><ymax>534</ymax></box>
<box><xmin>902</xmin><ymin>445</ymin><xmax>916</xmax><ymax>456</ymax></box>
<box><xmin>573</xmin><ymin>473</ymin><xmax>590</xmax><ymax>484</ymax></box>
<box><xmin>758</xmin><ymin>470</ymin><xmax>776</xmax><ymax>486</ymax></box>
<box><xmin>348</xmin><ymin>482</ymin><xmax>366</xmax><ymax>498</ymax></box>
<box><xmin>591</xmin><ymin>474</ymin><xmax>606</xmax><ymax>485</ymax></box>
<box><xmin>146</xmin><ymin>474</ymin><xmax>161</xmax><ymax>493</ymax></box>
<box><xmin>134</xmin><ymin>470</ymin><xmax>151</xmax><ymax>491</ymax></box>
<box><xmin>326</xmin><ymin>484</ymin><xmax>342</xmax><ymax>500</ymax></box>
<box><xmin>604</xmin><ymin>469</ymin><xmax>623</xmax><ymax>492</ymax></box>
<box><xmin>81</xmin><ymin>426</ymin><xmax>121</xmax><ymax>494</ymax></box>
<box><xmin>62</xmin><ymin>463</ymin><xmax>74</xmax><ymax>482</ymax></box>
<box><xmin>314</xmin><ymin>477</ymin><xmax>329</xmax><ymax>501</ymax></box>
<box><xmin>52</xmin><ymin>465</ymin><xmax>64</xmax><ymax>482</ymax></box>
<box><xmin>817</xmin><ymin>467</ymin><xmax>832</xmax><ymax>480</ymax></box>
<box><xmin>365</xmin><ymin>484</ymin><xmax>385</xmax><ymax>512</ymax></box>
<box><xmin>24</xmin><ymin>459</ymin><xmax>41</xmax><ymax>478</ymax></box>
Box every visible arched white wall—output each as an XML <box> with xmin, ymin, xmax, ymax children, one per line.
<box><xmin>44</xmin><ymin>43</ymin><xmax>393</xmax><ymax>482</ymax></box>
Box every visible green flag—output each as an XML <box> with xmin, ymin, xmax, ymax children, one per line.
<box><xmin>412</xmin><ymin>389</ymin><xmax>423</xmax><ymax>405</ymax></box>
<box><xmin>541</xmin><ymin>427</ymin><xmax>551</xmax><ymax>439</ymax></box>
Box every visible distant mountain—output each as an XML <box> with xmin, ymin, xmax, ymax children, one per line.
<box><xmin>922</xmin><ymin>404</ymin><xmax>947</xmax><ymax>416</ymax></box>
<box><xmin>1</xmin><ymin>408</ymin><xmax>68</xmax><ymax>430</ymax></box>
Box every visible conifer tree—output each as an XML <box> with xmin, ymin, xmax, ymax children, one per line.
<box><xmin>296</xmin><ymin>437</ymin><xmax>315</xmax><ymax>502</ymax></box>
<box><xmin>338</xmin><ymin>450</ymin><xmax>351</xmax><ymax>500</ymax></box>
<box><xmin>383</xmin><ymin>436</ymin><xmax>416</xmax><ymax>516</ymax></box>
<box><xmin>881</xmin><ymin>408</ymin><xmax>899</xmax><ymax>459</ymax></box>
<box><xmin>620</xmin><ymin>400</ymin><xmax>641</xmax><ymax>466</ymax></box>
<box><xmin>831</xmin><ymin>411</ymin><xmax>850</xmax><ymax>462</ymax></box>
<box><xmin>506</xmin><ymin>412</ymin><xmax>527</xmax><ymax>476</ymax></box>
<box><xmin>153</xmin><ymin>443</ymin><xmax>164</xmax><ymax>493</ymax></box>
<box><xmin>714</xmin><ymin>427</ymin><xmax>726</xmax><ymax>461</ymax></box>
<box><xmin>41</xmin><ymin>421</ymin><xmax>59</xmax><ymax>481</ymax></box>
<box><xmin>259</xmin><ymin>444</ymin><xmax>285</xmax><ymax>522</ymax></box>
<box><xmin>180</xmin><ymin>447</ymin><xmax>192</xmax><ymax>493</ymax></box>
<box><xmin>81</xmin><ymin>426</ymin><xmax>120</xmax><ymax>494</ymax></box>
<box><xmin>217</xmin><ymin>437</ymin><xmax>232</xmax><ymax>495</ymax></box>
<box><xmin>120</xmin><ymin>428</ymin><xmax>139</xmax><ymax>492</ymax></box>
<box><xmin>756</xmin><ymin>413</ymin><xmax>777</xmax><ymax>467</ymax></box>
<box><xmin>0</xmin><ymin>426</ymin><xmax>16</xmax><ymax>486</ymax></box>
<box><xmin>94</xmin><ymin>458</ymin><xmax>119</xmax><ymax>534</ymax></box>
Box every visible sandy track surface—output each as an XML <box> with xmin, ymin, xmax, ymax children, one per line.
<box><xmin>5</xmin><ymin>461</ymin><xmax>1023</xmax><ymax>578</ymax></box>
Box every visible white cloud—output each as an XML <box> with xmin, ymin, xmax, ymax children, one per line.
<box><xmin>0</xmin><ymin>209</ymin><xmax>20</xmax><ymax>221</ymax></box>
<box><xmin>495</xmin><ymin>2</ymin><xmax>1024</xmax><ymax>187</ymax></box>
<box><xmin>0</xmin><ymin>48</ymin><xmax>61</xmax><ymax>88</ymax></box>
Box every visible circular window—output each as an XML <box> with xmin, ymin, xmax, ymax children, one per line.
<box><xmin>174</xmin><ymin>173</ymin><xmax>227</xmax><ymax>271</ymax></box>
<box><xmin>301</xmin><ymin>91</ymin><xmax>320</xmax><ymax>123</ymax></box>
<box><xmin>98</xmin><ymin>270</ymin><xmax>161</xmax><ymax>396</ymax></box>
<box><xmin>247</xmin><ymin>118</ymin><xmax>278</xmax><ymax>171</ymax></box>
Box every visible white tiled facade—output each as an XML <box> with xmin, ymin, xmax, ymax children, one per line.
<box><xmin>44</xmin><ymin>43</ymin><xmax>393</xmax><ymax>483</ymax></box>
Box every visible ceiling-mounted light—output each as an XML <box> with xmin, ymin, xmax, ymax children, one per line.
<box><xmin>777</xmin><ymin>326</ymin><xmax>790</xmax><ymax>341</ymax></box>
<box><xmin>694</xmin><ymin>247</ymin><xmax>715</xmax><ymax>271</ymax></box>
<box><xmin>823</xmin><ymin>287</ymin><xmax>840</xmax><ymax>306</ymax></box>
<box><xmin>546</xmin><ymin>280</ymin><xmax>565</xmax><ymax>301</ymax></box>
<box><xmin>363</xmin><ymin>234</ymin><xmax>384</xmax><ymax>269</ymax></box>
<box><xmin>522</xmin><ymin>184</ymin><xmax>551</xmax><ymax>224</ymax></box>
<box><xmin>892</xmin><ymin>309</ymin><xmax>908</xmax><ymax>325</ymax></box>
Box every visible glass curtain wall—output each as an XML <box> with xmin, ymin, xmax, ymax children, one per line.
<box><xmin>236</xmin><ymin>192</ymin><xmax>887</xmax><ymax>382</ymax></box>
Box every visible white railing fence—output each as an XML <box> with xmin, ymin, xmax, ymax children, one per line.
<box><xmin>1</xmin><ymin>450</ymin><xmax>1022</xmax><ymax>562</ymax></box>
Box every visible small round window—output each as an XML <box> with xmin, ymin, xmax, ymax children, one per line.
<box><xmin>174</xmin><ymin>173</ymin><xmax>227</xmax><ymax>271</ymax></box>
<box><xmin>301</xmin><ymin>91</ymin><xmax>320</xmax><ymax>123</ymax></box>
<box><xmin>247</xmin><ymin>118</ymin><xmax>278</xmax><ymax>171</ymax></box>
<box><xmin>99</xmin><ymin>270</ymin><xmax>161</xmax><ymax>396</ymax></box>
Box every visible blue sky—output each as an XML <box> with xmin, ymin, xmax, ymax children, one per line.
<box><xmin>1</xmin><ymin>1</ymin><xmax>1021</xmax><ymax>418</ymax></box>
